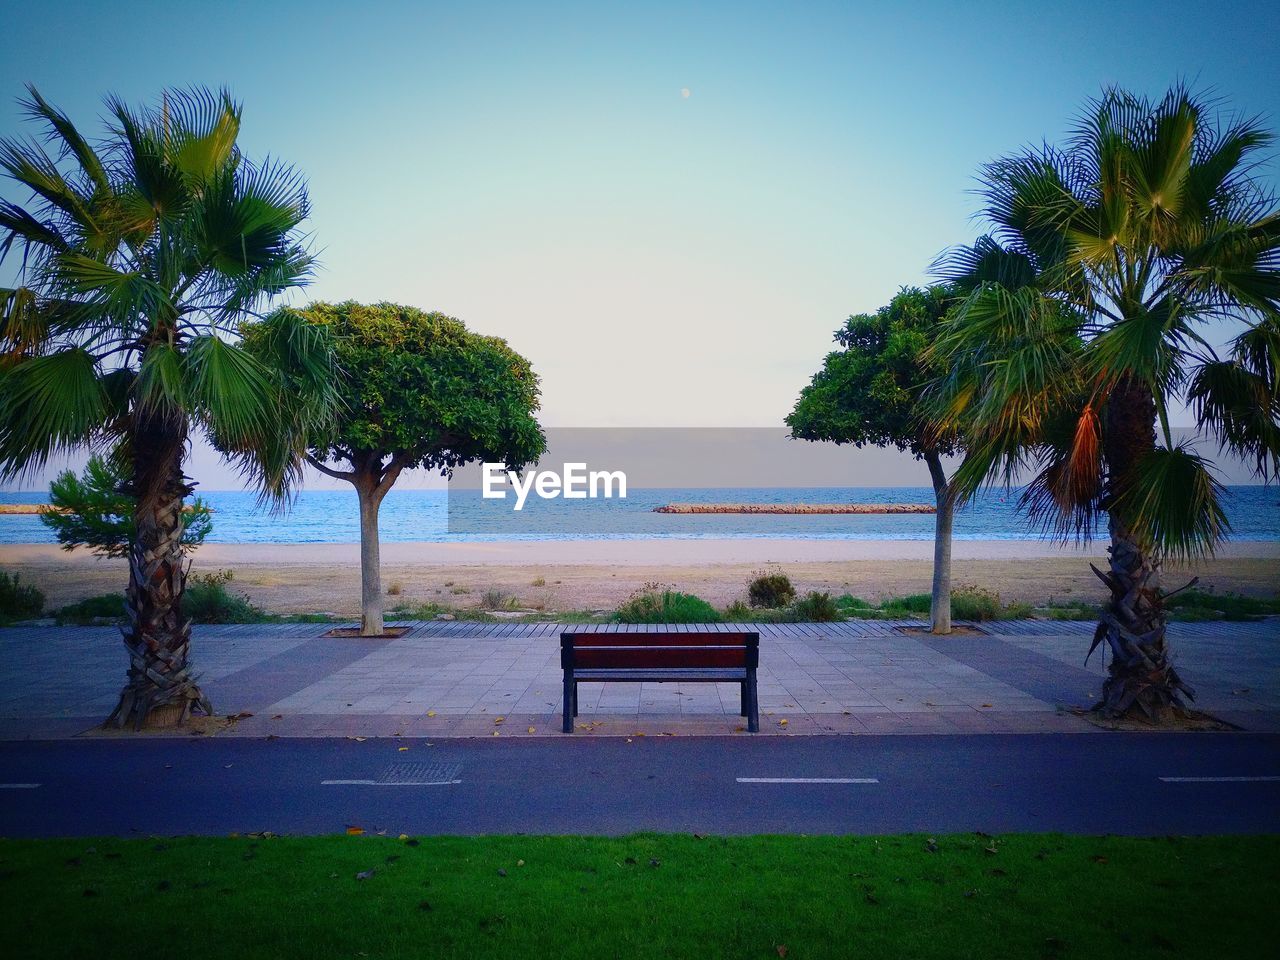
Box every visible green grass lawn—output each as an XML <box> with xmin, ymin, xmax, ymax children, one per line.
<box><xmin>2</xmin><ymin>833</ymin><xmax>1276</xmax><ymax>959</ymax></box>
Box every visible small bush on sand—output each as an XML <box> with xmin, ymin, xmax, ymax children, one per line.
<box><xmin>1039</xmin><ymin>599</ymin><xmax>1099</xmax><ymax>620</ymax></box>
<box><xmin>790</xmin><ymin>591</ymin><xmax>840</xmax><ymax>622</ymax></box>
<box><xmin>386</xmin><ymin>581</ymin><xmax>403</xmax><ymax>596</ymax></box>
<box><xmin>185</xmin><ymin>570</ymin><xmax>266</xmax><ymax>624</ymax></box>
<box><xmin>747</xmin><ymin>570</ymin><xmax>796</xmax><ymax>608</ymax></box>
<box><xmin>950</xmin><ymin>585</ymin><xmax>1002</xmax><ymax>621</ymax></box>
<box><xmin>617</xmin><ymin>584</ymin><xmax>721</xmax><ymax>624</ymax></box>
<box><xmin>56</xmin><ymin>593</ymin><xmax>126</xmax><ymax>625</ymax></box>
<box><xmin>0</xmin><ymin>572</ymin><xmax>44</xmax><ymax>622</ymax></box>
<box><xmin>880</xmin><ymin>594</ymin><xmax>932</xmax><ymax>617</ymax></box>
<box><xmin>1167</xmin><ymin>588</ymin><xmax>1280</xmax><ymax>621</ymax></box>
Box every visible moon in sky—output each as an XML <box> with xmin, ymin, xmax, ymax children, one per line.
<box><xmin>680</xmin><ymin>88</ymin><xmax>691</xmax><ymax>99</ymax></box>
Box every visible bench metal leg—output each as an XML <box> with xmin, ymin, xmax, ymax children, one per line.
<box><xmin>746</xmin><ymin>668</ymin><xmax>759</xmax><ymax>732</ymax></box>
<box><xmin>562</xmin><ymin>673</ymin><xmax>574</xmax><ymax>733</ymax></box>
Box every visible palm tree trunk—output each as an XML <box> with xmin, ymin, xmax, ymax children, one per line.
<box><xmin>924</xmin><ymin>449</ymin><xmax>954</xmax><ymax>635</ymax></box>
<box><xmin>1093</xmin><ymin>376</ymin><xmax>1194</xmax><ymax>721</ymax></box>
<box><xmin>107</xmin><ymin>416</ymin><xmax>211</xmax><ymax>729</ymax></box>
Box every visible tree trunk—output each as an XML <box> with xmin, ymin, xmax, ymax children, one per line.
<box><xmin>924</xmin><ymin>449</ymin><xmax>954</xmax><ymax>635</ymax></box>
<box><xmin>107</xmin><ymin>416</ymin><xmax>211</xmax><ymax>730</ymax></box>
<box><xmin>1093</xmin><ymin>376</ymin><xmax>1194</xmax><ymax>721</ymax></box>
<box><xmin>356</xmin><ymin>471</ymin><xmax>385</xmax><ymax>636</ymax></box>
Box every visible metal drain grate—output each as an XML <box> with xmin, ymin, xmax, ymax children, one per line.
<box><xmin>376</xmin><ymin>760</ymin><xmax>462</xmax><ymax>785</ymax></box>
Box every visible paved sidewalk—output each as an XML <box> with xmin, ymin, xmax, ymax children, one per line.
<box><xmin>0</xmin><ymin>619</ymin><xmax>1276</xmax><ymax>739</ymax></box>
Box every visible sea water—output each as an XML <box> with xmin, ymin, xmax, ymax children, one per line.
<box><xmin>1</xmin><ymin>486</ymin><xmax>1276</xmax><ymax>544</ymax></box>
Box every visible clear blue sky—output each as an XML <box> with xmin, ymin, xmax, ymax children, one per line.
<box><xmin>2</xmin><ymin>0</ymin><xmax>1278</xmax><ymax>488</ymax></box>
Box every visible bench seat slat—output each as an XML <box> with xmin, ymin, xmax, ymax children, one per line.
<box><xmin>573</xmin><ymin>667</ymin><xmax>746</xmax><ymax>681</ymax></box>
<box><xmin>574</xmin><ymin>649</ymin><xmax>747</xmax><ymax>668</ymax></box>
<box><xmin>561</xmin><ymin>631</ymin><xmax>756</xmax><ymax>647</ymax></box>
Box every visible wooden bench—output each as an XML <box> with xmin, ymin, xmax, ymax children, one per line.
<box><xmin>560</xmin><ymin>629</ymin><xmax>760</xmax><ymax>733</ymax></box>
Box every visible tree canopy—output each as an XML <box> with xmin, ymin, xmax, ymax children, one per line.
<box><xmin>787</xmin><ymin>285</ymin><xmax>958</xmax><ymax>456</ymax></box>
<box><xmin>277</xmin><ymin>301</ymin><xmax>546</xmax><ymax>477</ymax></box>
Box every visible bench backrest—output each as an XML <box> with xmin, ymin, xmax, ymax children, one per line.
<box><xmin>561</xmin><ymin>631</ymin><xmax>759</xmax><ymax>670</ymax></box>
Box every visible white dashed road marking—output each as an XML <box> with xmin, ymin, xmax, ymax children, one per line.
<box><xmin>321</xmin><ymin>779</ymin><xmax>461</xmax><ymax>786</ymax></box>
<box><xmin>0</xmin><ymin>783</ymin><xmax>41</xmax><ymax>789</ymax></box>
<box><xmin>736</xmin><ymin>777</ymin><xmax>879</xmax><ymax>784</ymax></box>
<box><xmin>1159</xmin><ymin>776</ymin><xmax>1280</xmax><ymax>783</ymax></box>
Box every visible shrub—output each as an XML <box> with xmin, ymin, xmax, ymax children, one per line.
<box><xmin>480</xmin><ymin>589</ymin><xmax>521</xmax><ymax>610</ymax></box>
<box><xmin>0</xmin><ymin>572</ymin><xmax>44</xmax><ymax>622</ymax></box>
<box><xmin>617</xmin><ymin>585</ymin><xmax>721</xmax><ymax>624</ymax></box>
<box><xmin>184</xmin><ymin>570</ymin><xmax>266</xmax><ymax>624</ymax></box>
<box><xmin>880</xmin><ymin>593</ymin><xmax>932</xmax><ymax>617</ymax></box>
<box><xmin>41</xmin><ymin>453</ymin><xmax>212</xmax><ymax>559</ymax></box>
<box><xmin>386</xmin><ymin>581</ymin><xmax>403</xmax><ymax>596</ymax></box>
<box><xmin>1040</xmin><ymin>599</ymin><xmax>1099</xmax><ymax>621</ymax></box>
<box><xmin>950</xmin><ymin>585</ymin><xmax>1003</xmax><ymax>622</ymax></box>
<box><xmin>790</xmin><ymin>590</ymin><xmax>841</xmax><ymax>622</ymax></box>
<box><xmin>723</xmin><ymin>599</ymin><xmax>752</xmax><ymax>621</ymax></box>
<box><xmin>1166</xmin><ymin>588</ymin><xmax>1280</xmax><ymax>621</ymax></box>
<box><xmin>747</xmin><ymin>570</ymin><xmax>796</xmax><ymax>608</ymax></box>
<box><xmin>56</xmin><ymin>593</ymin><xmax>126</xmax><ymax>625</ymax></box>
<box><xmin>388</xmin><ymin>601</ymin><xmax>445</xmax><ymax>619</ymax></box>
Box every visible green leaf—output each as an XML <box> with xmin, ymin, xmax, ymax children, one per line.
<box><xmin>0</xmin><ymin>348</ymin><xmax>107</xmax><ymax>477</ymax></box>
<box><xmin>1109</xmin><ymin>444</ymin><xmax>1230</xmax><ymax>560</ymax></box>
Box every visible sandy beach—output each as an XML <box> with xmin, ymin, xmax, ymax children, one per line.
<box><xmin>4</xmin><ymin>539</ymin><xmax>1277</xmax><ymax>615</ymax></box>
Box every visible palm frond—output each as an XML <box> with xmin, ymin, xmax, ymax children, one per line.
<box><xmin>1109</xmin><ymin>444</ymin><xmax>1229</xmax><ymax>560</ymax></box>
<box><xmin>161</xmin><ymin>88</ymin><xmax>242</xmax><ymax>184</ymax></box>
<box><xmin>1187</xmin><ymin>359</ymin><xmax>1280</xmax><ymax>478</ymax></box>
<box><xmin>184</xmin><ymin>334</ymin><xmax>277</xmax><ymax>445</ymax></box>
<box><xmin>931</xmin><ymin>235</ymin><xmax>1038</xmax><ymax>291</ymax></box>
<box><xmin>136</xmin><ymin>342</ymin><xmax>188</xmax><ymax>417</ymax></box>
<box><xmin>19</xmin><ymin>85</ymin><xmax>110</xmax><ymax>195</ymax></box>
<box><xmin>0</xmin><ymin>198</ymin><xmax>69</xmax><ymax>258</ymax></box>
<box><xmin>0</xmin><ymin>348</ymin><xmax>107</xmax><ymax>476</ymax></box>
<box><xmin>0</xmin><ymin>286</ymin><xmax>48</xmax><ymax>359</ymax></box>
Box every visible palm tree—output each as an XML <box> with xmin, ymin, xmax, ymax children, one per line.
<box><xmin>0</xmin><ymin>87</ymin><xmax>338</xmax><ymax>728</ymax></box>
<box><xmin>928</xmin><ymin>85</ymin><xmax>1280</xmax><ymax>721</ymax></box>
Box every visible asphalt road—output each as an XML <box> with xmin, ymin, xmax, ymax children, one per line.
<box><xmin>2</xmin><ymin>733</ymin><xmax>1278</xmax><ymax>837</ymax></box>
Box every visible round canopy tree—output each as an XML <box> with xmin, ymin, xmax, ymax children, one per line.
<box><xmin>248</xmin><ymin>301</ymin><xmax>546</xmax><ymax>635</ymax></box>
<box><xmin>787</xmin><ymin>286</ymin><xmax>962</xmax><ymax>633</ymax></box>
